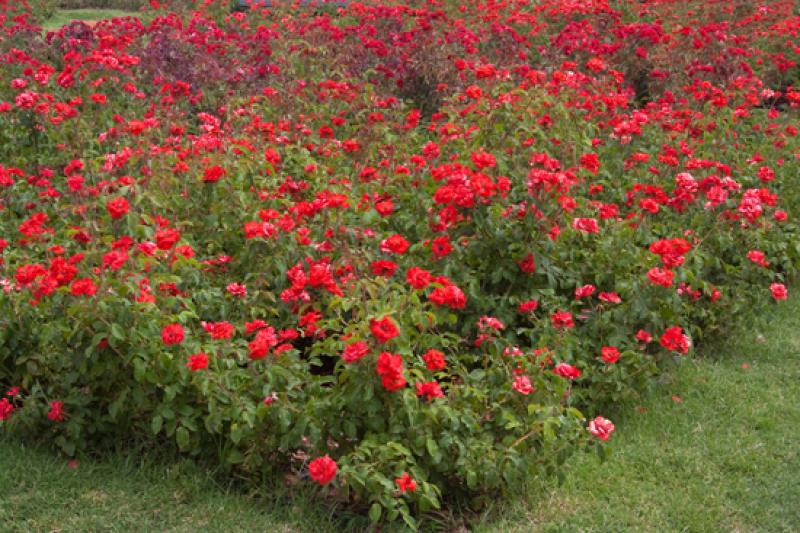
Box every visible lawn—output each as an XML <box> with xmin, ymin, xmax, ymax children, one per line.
<box><xmin>42</xmin><ymin>9</ymin><xmax>144</xmax><ymax>30</ymax></box>
<box><xmin>3</xmin><ymin>299</ymin><xmax>797</xmax><ymax>532</ymax></box>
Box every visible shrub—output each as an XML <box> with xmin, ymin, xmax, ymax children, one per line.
<box><xmin>1</xmin><ymin>0</ymin><xmax>799</xmax><ymax>527</ymax></box>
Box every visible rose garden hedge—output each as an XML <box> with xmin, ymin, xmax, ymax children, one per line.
<box><xmin>1</xmin><ymin>0</ymin><xmax>799</xmax><ymax>527</ymax></box>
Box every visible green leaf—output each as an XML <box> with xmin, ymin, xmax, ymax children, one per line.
<box><xmin>426</xmin><ymin>438</ymin><xmax>441</xmax><ymax>463</ymax></box>
<box><xmin>110</xmin><ymin>323</ymin><xmax>125</xmax><ymax>341</ymax></box>
<box><xmin>176</xmin><ymin>427</ymin><xmax>190</xmax><ymax>450</ymax></box>
<box><xmin>401</xmin><ymin>512</ymin><xmax>418</xmax><ymax>530</ymax></box>
<box><xmin>151</xmin><ymin>416</ymin><xmax>163</xmax><ymax>435</ymax></box>
<box><xmin>368</xmin><ymin>503</ymin><xmax>382</xmax><ymax>523</ymax></box>
<box><xmin>226</xmin><ymin>449</ymin><xmax>245</xmax><ymax>465</ymax></box>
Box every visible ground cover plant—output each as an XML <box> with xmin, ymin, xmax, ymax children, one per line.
<box><xmin>1</xmin><ymin>0</ymin><xmax>799</xmax><ymax>527</ymax></box>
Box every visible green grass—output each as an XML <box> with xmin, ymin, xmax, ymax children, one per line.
<box><xmin>42</xmin><ymin>9</ymin><xmax>144</xmax><ymax>30</ymax></box>
<box><xmin>2</xmin><ymin>300</ymin><xmax>799</xmax><ymax>532</ymax></box>
<box><xmin>0</xmin><ymin>442</ymin><xmax>343</xmax><ymax>532</ymax></box>
<box><xmin>476</xmin><ymin>300</ymin><xmax>800</xmax><ymax>532</ymax></box>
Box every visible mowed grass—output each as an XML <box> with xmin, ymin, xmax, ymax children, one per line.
<box><xmin>477</xmin><ymin>298</ymin><xmax>800</xmax><ymax>532</ymax></box>
<box><xmin>2</xmin><ymin>299</ymin><xmax>799</xmax><ymax>532</ymax></box>
<box><xmin>0</xmin><ymin>442</ymin><xmax>343</xmax><ymax>532</ymax></box>
<box><xmin>42</xmin><ymin>9</ymin><xmax>145</xmax><ymax>31</ymax></box>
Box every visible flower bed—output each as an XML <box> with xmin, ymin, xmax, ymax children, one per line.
<box><xmin>1</xmin><ymin>0</ymin><xmax>799</xmax><ymax>526</ymax></box>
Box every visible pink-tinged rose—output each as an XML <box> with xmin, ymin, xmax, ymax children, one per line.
<box><xmin>636</xmin><ymin>329</ymin><xmax>653</xmax><ymax>343</ymax></box>
<box><xmin>553</xmin><ymin>363</ymin><xmax>581</xmax><ymax>380</ymax></box>
<box><xmin>512</xmin><ymin>375</ymin><xmax>534</xmax><ymax>395</ymax></box>
<box><xmin>647</xmin><ymin>267</ymin><xmax>674</xmax><ymax>287</ymax></box>
<box><xmin>588</xmin><ymin>416</ymin><xmax>615</xmax><ymax>441</ymax></box>
<box><xmin>572</xmin><ymin>217</ymin><xmax>600</xmax><ymax>234</ymax></box>
<box><xmin>575</xmin><ymin>284</ymin><xmax>596</xmax><ymax>299</ymax></box>
<box><xmin>770</xmin><ymin>283</ymin><xmax>787</xmax><ymax>300</ymax></box>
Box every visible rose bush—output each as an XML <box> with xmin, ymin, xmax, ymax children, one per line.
<box><xmin>1</xmin><ymin>0</ymin><xmax>799</xmax><ymax>527</ymax></box>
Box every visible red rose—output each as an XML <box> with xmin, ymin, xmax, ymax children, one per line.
<box><xmin>0</xmin><ymin>398</ymin><xmax>14</xmax><ymax>421</ymax></box>
<box><xmin>201</xmin><ymin>321</ymin><xmax>235</xmax><ymax>340</ymax></box>
<box><xmin>186</xmin><ymin>352</ymin><xmax>209</xmax><ymax>371</ymax></box>
<box><xmin>395</xmin><ymin>472</ymin><xmax>417</xmax><ymax>493</ymax></box>
<box><xmin>380</xmin><ymin>373</ymin><xmax>407</xmax><ymax>392</ymax></box>
<box><xmin>430</xmin><ymin>235</ymin><xmax>453</xmax><ymax>258</ymax></box>
<box><xmin>600</xmin><ymin>346</ymin><xmax>620</xmax><ymax>364</ymax></box>
<box><xmin>308</xmin><ymin>455</ymin><xmax>337</xmax><ymax>486</ymax></box>
<box><xmin>245</xmin><ymin>320</ymin><xmax>268</xmax><ymax>335</ymax></box>
<box><xmin>370</xmin><ymin>260</ymin><xmax>397</xmax><ymax>277</ymax></box>
<box><xmin>155</xmin><ymin>228</ymin><xmax>181</xmax><ymax>250</ymax></box>
<box><xmin>475</xmin><ymin>63</ymin><xmax>496</xmax><ymax>78</ymax></box>
<box><xmin>551</xmin><ymin>311</ymin><xmax>575</xmax><ymax>329</ymax></box>
<box><xmin>380</xmin><ymin>234</ymin><xmax>410</xmax><ymax>255</ymax></box>
<box><xmin>471</xmin><ymin>149</ymin><xmax>496</xmax><ymax>169</ymax></box>
<box><xmin>202</xmin><ymin>165</ymin><xmax>226</xmax><ymax>183</ymax></box>
<box><xmin>370</xmin><ymin>317</ymin><xmax>399</xmax><ymax>344</ymax></box>
<box><xmin>415</xmin><ymin>381</ymin><xmax>444</xmax><ymax>400</ymax></box>
<box><xmin>586</xmin><ymin>57</ymin><xmax>605</xmax><ymax>72</ymax></box>
<box><xmin>649</xmin><ymin>238</ymin><xmax>691</xmax><ymax>267</ymax></box>
<box><xmin>660</xmin><ymin>326</ymin><xmax>691</xmax><ymax>354</ymax></box>
<box><xmin>517</xmin><ymin>252</ymin><xmax>536</xmax><ymax>274</ymax></box>
<box><xmin>226</xmin><ymin>283</ymin><xmax>247</xmax><ymax>298</ymax></box>
<box><xmin>375</xmin><ymin>198</ymin><xmax>393</xmax><ymax>217</ymax></box>
<box><xmin>580</xmin><ymin>152</ymin><xmax>600</xmax><ymax>174</ymax></box>
<box><xmin>376</xmin><ymin>352</ymin><xmax>406</xmax><ymax>391</ymax></box>
<box><xmin>342</xmin><ymin>341</ymin><xmax>369</xmax><ymax>364</ymax></box>
<box><xmin>598</xmin><ymin>292</ymin><xmax>621</xmax><ymax>303</ymax></box>
<box><xmin>161</xmin><ymin>323</ymin><xmax>185</xmax><ymax>345</ymax></box>
<box><xmin>747</xmin><ymin>250</ymin><xmax>769</xmax><ymax>267</ymax></box>
<box><xmin>70</xmin><ymin>278</ymin><xmax>97</xmax><ymax>297</ymax></box>
<box><xmin>422</xmin><ymin>349</ymin><xmax>446</xmax><ymax>371</ymax></box>
<box><xmin>406</xmin><ymin>267</ymin><xmax>432</xmax><ymax>289</ymax></box>
<box><xmin>107</xmin><ymin>197</ymin><xmax>129</xmax><ymax>219</ymax></box>
<box><xmin>264</xmin><ymin>147</ymin><xmax>281</xmax><ymax>169</ymax></box>
<box><xmin>249</xmin><ymin>327</ymin><xmax>278</xmax><ymax>359</ymax></box>
<box><xmin>428</xmin><ymin>284</ymin><xmax>467</xmax><ymax>309</ymax></box>
<box><xmin>47</xmin><ymin>400</ymin><xmax>65</xmax><ymax>422</ymax></box>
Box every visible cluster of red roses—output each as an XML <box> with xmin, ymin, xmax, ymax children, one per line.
<box><xmin>1</xmin><ymin>0</ymin><xmax>798</xmax><ymax>523</ymax></box>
